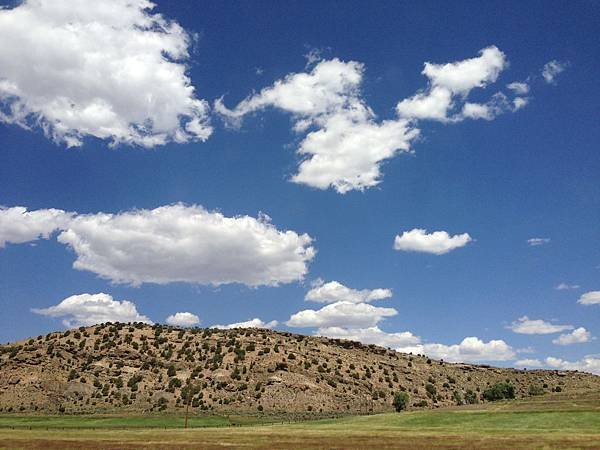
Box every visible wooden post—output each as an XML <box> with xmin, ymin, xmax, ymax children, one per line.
<box><xmin>184</xmin><ymin>376</ymin><xmax>192</xmax><ymax>429</ymax></box>
<box><xmin>184</xmin><ymin>398</ymin><xmax>190</xmax><ymax>429</ymax></box>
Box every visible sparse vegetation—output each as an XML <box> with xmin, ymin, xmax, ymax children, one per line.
<box><xmin>483</xmin><ymin>381</ymin><xmax>516</xmax><ymax>401</ymax></box>
<box><xmin>0</xmin><ymin>323</ymin><xmax>596</xmax><ymax>416</ymax></box>
<box><xmin>393</xmin><ymin>391</ymin><xmax>409</xmax><ymax>411</ymax></box>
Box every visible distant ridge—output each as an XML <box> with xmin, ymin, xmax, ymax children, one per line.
<box><xmin>1</xmin><ymin>323</ymin><xmax>598</xmax><ymax>415</ymax></box>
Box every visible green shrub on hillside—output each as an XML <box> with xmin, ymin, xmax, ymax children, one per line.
<box><xmin>483</xmin><ymin>382</ymin><xmax>515</xmax><ymax>401</ymax></box>
<box><xmin>528</xmin><ymin>384</ymin><xmax>545</xmax><ymax>396</ymax></box>
<box><xmin>464</xmin><ymin>389</ymin><xmax>479</xmax><ymax>404</ymax></box>
<box><xmin>393</xmin><ymin>391</ymin><xmax>410</xmax><ymax>411</ymax></box>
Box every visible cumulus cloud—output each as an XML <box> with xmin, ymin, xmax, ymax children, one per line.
<box><xmin>288</xmin><ymin>285</ymin><xmax>514</xmax><ymax>364</ymax></box>
<box><xmin>215</xmin><ymin>58</ymin><xmax>365</xmax><ymax>124</ymax></box>
<box><xmin>527</xmin><ymin>238</ymin><xmax>550</xmax><ymax>246</ymax></box>
<box><xmin>545</xmin><ymin>356</ymin><xmax>600</xmax><ymax>375</ymax></box>
<box><xmin>0</xmin><ymin>0</ymin><xmax>211</xmax><ymax>147</ymax></box>
<box><xmin>212</xmin><ymin>318</ymin><xmax>278</xmax><ymax>329</ymax></box>
<box><xmin>217</xmin><ymin>46</ymin><xmax>536</xmax><ymax>193</ymax></box>
<box><xmin>460</xmin><ymin>92</ymin><xmax>526</xmax><ymax>121</ymax></box>
<box><xmin>542</xmin><ymin>60</ymin><xmax>568</xmax><ymax>84</ymax></box>
<box><xmin>507</xmin><ymin>82</ymin><xmax>530</xmax><ymax>95</ymax></box>
<box><xmin>317</xmin><ymin>326</ymin><xmax>420</xmax><ymax>348</ymax></box>
<box><xmin>0</xmin><ymin>206</ymin><xmax>73</xmax><ymax>247</ymax></box>
<box><xmin>514</xmin><ymin>358</ymin><xmax>543</xmax><ymax>368</ymax></box>
<box><xmin>31</xmin><ymin>292</ymin><xmax>152</xmax><ymax>327</ymax></box>
<box><xmin>578</xmin><ymin>291</ymin><xmax>600</xmax><ymax>305</ymax></box>
<box><xmin>552</xmin><ymin>327</ymin><xmax>593</xmax><ymax>345</ymax></box>
<box><xmin>290</xmin><ymin>110</ymin><xmax>418</xmax><ymax>193</ymax></box>
<box><xmin>508</xmin><ymin>316</ymin><xmax>573</xmax><ymax>335</ymax></box>
<box><xmin>396</xmin><ymin>46</ymin><xmax>508</xmax><ymax>122</ymax></box>
<box><xmin>555</xmin><ymin>282</ymin><xmax>580</xmax><ymax>290</ymax></box>
<box><xmin>286</xmin><ymin>301</ymin><xmax>397</xmax><ymax>329</ymax></box>
<box><xmin>393</xmin><ymin>228</ymin><xmax>472</xmax><ymax>255</ymax></box>
<box><xmin>0</xmin><ymin>204</ymin><xmax>315</xmax><ymax>287</ymax></box>
<box><xmin>165</xmin><ymin>312</ymin><xmax>200</xmax><ymax>327</ymax></box>
<box><xmin>305</xmin><ymin>280</ymin><xmax>392</xmax><ymax>304</ymax></box>
<box><xmin>397</xmin><ymin>337</ymin><xmax>516</xmax><ymax>363</ymax></box>
<box><xmin>216</xmin><ymin>58</ymin><xmax>418</xmax><ymax>193</ymax></box>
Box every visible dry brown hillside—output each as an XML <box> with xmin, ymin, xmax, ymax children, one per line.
<box><xmin>1</xmin><ymin>323</ymin><xmax>598</xmax><ymax>416</ymax></box>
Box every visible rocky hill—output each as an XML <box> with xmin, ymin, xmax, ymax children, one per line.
<box><xmin>1</xmin><ymin>323</ymin><xmax>598</xmax><ymax>416</ymax></box>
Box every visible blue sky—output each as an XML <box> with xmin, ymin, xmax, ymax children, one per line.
<box><xmin>0</xmin><ymin>0</ymin><xmax>598</xmax><ymax>372</ymax></box>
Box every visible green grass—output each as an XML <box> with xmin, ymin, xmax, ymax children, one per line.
<box><xmin>0</xmin><ymin>393</ymin><xmax>599</xmax><ymax>449</ymax></box>
<box><xmin>0</xmin><ymin>414</ymin><xmax>231</xmax><ymax>429</ymax></box>
<box><xmin>299</xmin><ymin>409</ymin><xmax>600</xmax><ymax>434</ymax></box>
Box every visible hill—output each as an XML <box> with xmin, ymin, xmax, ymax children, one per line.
<box><xmin>0</xmin><ymin>323</ymin><xmax>598</xmax><ymax>416</ymax></box>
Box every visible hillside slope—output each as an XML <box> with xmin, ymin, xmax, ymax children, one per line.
<box><xmin>0</xmin><ymin>323</ymin><xmax>598</xmax><ymax>415</ymax></box>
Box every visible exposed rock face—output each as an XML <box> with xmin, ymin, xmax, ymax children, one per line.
<box><xmin>0</xmin><ymin>323</ymin><xmax>598</xmax><ymax>415</ymax></box>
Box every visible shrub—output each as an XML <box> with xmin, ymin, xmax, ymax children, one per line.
<box><xmin>464</xmin><ymin>389</ymin><xmax>478</xmax><ymax>404</ymax></box>
<box><xmin>528</xmin><ymin>384</ymin><xmax>545</xmax><ymax>396</ymax></box>
<box><xmin>483</xmin><ymin>382</ymin><xmax>515</xmax><ymax>401</ymax></box>
<box><xmin>425</xmin><ymin>383</ymin><xmax>437</xmax><ymax>398</ymax></box>
<box><xmin>393</xmin><ymin>392</ymin><xmax>410</xmax><ymax>412</ymax></box>
<box><xmin>452</xmin><ymin>390</ymin><xmax>463</xmax><ymax>405</ymax></box>
<box><xmin>169</xmin><ymin>377</ymin><xmax>182</xmax><ymax>389</ymax></box>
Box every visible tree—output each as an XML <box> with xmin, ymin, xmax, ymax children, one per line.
<box><xmin>464</xmin><ymin>390</ymin><xmax>478</xmax><ymax>404</ymax></box>
<box><xmin>425</xmin><ymin>383</ymin><xmax>437</xmax><ymax>398</ymax></box>
<box><xmin>452</xmin><ymin>390</ymin><xmax>463</xmax><ymax>405</ymax></box>
<box><xmin>167</xmin><ymin>365</ymin><xmax>176</xmax><ymax>377</ymax></box>
<box><xmin>483</xmin><ymin>382</ymin><xmax>515</xmax><ymax>401</ymax></box>
<box><xmin>393</xmin><ymin>392</ymin><xmax>410</xmax><ymax>412</ymax></box>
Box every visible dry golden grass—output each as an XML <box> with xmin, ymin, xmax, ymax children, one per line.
<box><xmin>1</xmin><ymin>392</ymin><xmax>599</xmax><ymax>449</ymax></box>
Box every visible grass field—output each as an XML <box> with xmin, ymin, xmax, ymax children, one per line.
<box><xmin>1</xmin><ymin>393</ymin><xmax>599</xmax><ymax>449</ymax></box>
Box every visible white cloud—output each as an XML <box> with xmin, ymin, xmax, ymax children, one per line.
<box><xmin>212</xmin><ymin>318</ymin><xmax>278</xmax><ymax>330</ymax></box>
<box><xmin>396</xmin><ymin>46</ymin><xmax>508</xmax><ymax>122</ymax></box>
<box><xmin>507</xmin><ymin>82</ymin><xmax>530</xmax><ymax>95</ymax></box>
<box><xmin>0</xmin><ymin>204</ymin><xmax>316</xmax><ymax>287</ymax></box>
<box><xmin>545</xmin><ymin>356</ymin><xmax>600</xmax><ymax>375</ymax></box>
<box><xmin>216</xmin><ymin>58</ymin><xmax>419</xmax><ymax>194</ymax></box>
<box><xmin>317</xmin><ymin>326</ymin><xmax>420</xmax><ymax>348</ymax></box>
<box><xmin>31</xmin><ymin>292</ymin><xmax>152</xmax><ymax>327</ymax></box>
<box><xmin>215</xmin><ymin>58</ymin><xmax>364</xmax><ymax>123</ymax></box>
<box><xmin>555</xmin><ymin>282</ymin><xmax>580</xmax><ymax>290</ymax></box>
<box><xmin>290</xmin><ymin>109</ymin><xmax>418</xmax><ymax>193</ymax></box>
<box><xmin>552</xmin><ymin>327</ymin><xmax>593</xmax><ymax>345</ymax></box>
<box><xmin>0</xmin><ymin>0</ymin><xmax>211</xmax><ymax>147</ymax></box>
<box><xmin>461</xmin><ymin>101</ymin><xmax>495</xmax><ymax>120</ymax></box>
<box><xmin>512</xmin><ymin>97</ymin><xmax>529</xmax><ymax>111</ymax></box>
<box><xmin>165</xmin><ymin>312</ymin><xmax>200</xmax><ymax>327</ymax></box>
<box><xmin>398</xmin><ymin>337</ymin><xmax>516</xmax><ymax>363</ymax></box>
<box><xmin>217</xmin><ymin>46</ymin><xmax>535</xmax><ymax>193</ymax></box>
<box><xmin>393</xmin><ymin>228</ymin><xmax>472</xmax><ymax>255</ymax></box>
<box><xmin>0</xmin><ymin>206</ymin><xmax>73</xmax><ymax>247</ymax></box>
<box><xmin>508</xmin><ymin>316</ymin><xmax>573</xmax><ymax>335</ymax></box>
<box><xmin>527</xmin><ymin>237</ymin><xmax>550</xmax><ymax>246</ymax></box>
<box><xmin>460</xmin><ymin>92</ymin><xmax>525</xmax><ymax>121</ymax></box>
<box><xmin>57</xmin><ymin>204</ymin><xmax>315</xmax><ymax>287</ymax></box>
<box><xmin>542</xmin><ymin>60</ymin><xmax>567</xmax><ymax>84</ymax></box>
<box><xmin>286</xmin><ymin>301</ymin><xmax>397</xmax><ymax>329</ymax></box>
<box><xmin>578</xmin><ymin>291</ymin><xmax>600</xmax><ymax>305</ymax></box>
<box><xmin>514</xmin><ymin>358</ymin><xmax>543</xmax><ymax>368</ymax></box>
<box><xmin>305</xmin><ymin>280</ymin><xmax>392</xmax><ymax>304</ymax></box>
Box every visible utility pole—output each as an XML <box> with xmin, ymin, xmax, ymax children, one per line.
<box><xmin>184</xmin><ymin>397</ymin><xmax>190</xmax><ymax>429</ymax></box>
<box><xmin>184</xmin><ymin>376</ymin><xmax>192</xmax><ymax>429</ymax></box>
